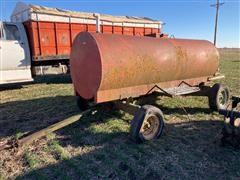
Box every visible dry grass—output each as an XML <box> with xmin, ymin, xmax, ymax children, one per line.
<box><xmin>0</xmin><ymin>50</ymin><xmax>239</xmax><ymax>179</ymax></box>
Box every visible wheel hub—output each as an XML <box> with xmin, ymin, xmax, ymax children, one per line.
<box><xmin>140</xmin><ymin>114</ymin><xmax>160</xmax><ymax>140</ymax></box>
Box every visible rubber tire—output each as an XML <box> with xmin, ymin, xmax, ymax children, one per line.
<box><xmin>76</xmin><ymin>96</ymin><xmax>89</xmax><ymax>111</ymax></box>
<box><xmin>130</xmin><ymin>105</ymin><xmax>164</xmax><ymax>143</ymax></box>
<box><xmin>208</xmin><ymin>83</ymin><xmax>230</xmax><ymax>111</ymax></box>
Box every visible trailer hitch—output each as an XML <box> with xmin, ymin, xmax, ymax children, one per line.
<box><xmin>0</xmin><ymin>139</ymin><xmax>18</xmax><ymax>151</ymax></box>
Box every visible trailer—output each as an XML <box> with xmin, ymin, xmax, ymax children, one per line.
<box><xmin>70</xmin><ymin>32</ymin><xmax>230</xmax><ymax>143</ymax></box>
<box><xmin>0</xmin><ymin>2</ymin><xmax>162</xmax><ymax>85</ymax></box>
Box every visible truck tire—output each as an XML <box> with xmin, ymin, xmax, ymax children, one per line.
<box><xmin>76</xmin><ymin>96</ymin><xmax>89</xmax><ymax>111</ymax></box>
<box><xmin>130</xmin><ymin>105</ymin><xmax>164</xmax><ymax>143</ymax></box>
<box><xmin>208</xmin><ymin>83</ymin><xmax>230</xmax><ymax>111</ymax></box>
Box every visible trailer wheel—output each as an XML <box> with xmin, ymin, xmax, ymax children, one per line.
<box><xmin>76</xmin><ymin>96</ymin><xmax>89</xmax><ymax>111</ymax></box>
<box><xmin>130</xmin><ymin>105</ymin><xmax>164</xmax><ymax>143</ymax></box>
<box><xmin>208</xmin><ymin>83</ymin><xmax>230</xmax><ymax>111</ymax></box>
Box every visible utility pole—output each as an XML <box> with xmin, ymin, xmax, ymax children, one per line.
<box><xmin>211</xmin><ymin>0</ymin><xmax>224</xmax><ymax>46</ymax></box>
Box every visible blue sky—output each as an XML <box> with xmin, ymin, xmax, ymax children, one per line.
<box><xmin>1</xmin><ymin>0</ymin><xmax>239</xmax><ymax>47</ymax></box>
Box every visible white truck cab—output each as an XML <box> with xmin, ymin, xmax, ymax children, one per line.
<box><xmin>0</xmin><ymin>21</ymin><xmax>33</xmax><ymax>85</ymax></box>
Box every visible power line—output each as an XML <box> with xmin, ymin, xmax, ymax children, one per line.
<box><xmin>211</xmin><ymin>0</ymin><xmax>224</xmax><ymax>46</ymax></box>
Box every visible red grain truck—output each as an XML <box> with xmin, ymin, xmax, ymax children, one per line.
<box><xmin>0</xmin><ymin>2</ymin><xmax>162</xmax><ymax>84</ymax></box>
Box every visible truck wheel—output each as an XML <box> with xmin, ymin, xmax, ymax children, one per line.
<box><xmin>130</xmin><ymin>105</ymin><xmax>164</xmax><ymax>143</ymax></box>
<box><xmin>76</xmin><ymin>96</ymin><xmax>89</xmax><ymax>111</ymax></box>
<box><xmin>208</xmin><ymin>83</ymin><xmax>230</xmax><ymax>111</ymax></box>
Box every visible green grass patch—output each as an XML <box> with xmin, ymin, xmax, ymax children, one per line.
<box><xmin>15</xmin><ymin>132</ymin><xmax>26</xmax><ymax>140</ymax></box>
<box><xmin>48</xmin><ymin>139</ymin><xmax>70</xmax><ymax>160</ymax></box>
<box><xmin>0</xmin><ymin>174</ymin><xmax>4</xmax><ymax>180</ymax></box>
<box><xmin>0</xmin><ymin>50</ymin><xmax>239</xmax><ymax>179</ymax></box>
<box><xmin>24</xmin><ymin>151</ymin><xmax>40</xmax><ymax>169</ymax></box>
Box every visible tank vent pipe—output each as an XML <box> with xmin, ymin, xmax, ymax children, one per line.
<box><xmin>94</xmin><ymin>13</ymin><xmax>101</xmax><ymax>33</ymax></box>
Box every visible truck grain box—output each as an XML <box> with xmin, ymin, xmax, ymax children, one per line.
<box><xmin>0</xmin><ymin>2</ymin><xmax>162</xmax><ymax>84</ymax></box>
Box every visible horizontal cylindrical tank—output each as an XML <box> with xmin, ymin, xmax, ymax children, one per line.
<box><xmin>70</xmin><ymin>32</ymin><xmax>219</xmax><ymax>103</ymax></box>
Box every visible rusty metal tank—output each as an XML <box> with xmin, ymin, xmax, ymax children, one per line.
<box><xmin>70</xmin><ymin>32</ymin><xmax>219</xmax><ymax>103</ymax></box>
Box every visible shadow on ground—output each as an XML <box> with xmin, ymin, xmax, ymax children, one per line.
<box><xmin>0</xmin><ymin>96</ymin><xmax>78</xmax><ymax>138</ymax></box>
<box><xmin>0</xmin><ymin>96</ymin><xmax>239</xmax><ymax>179</ymax></box>
<box><xmin>17</xmin><ymin>119</ymin><xmax>240</xmax><ymax>179</ymax></box>
<box><xmin>33</xmin><ymin>74</ymin><xmax>72</xmax><ymax>84</ymax></box>
<box><xmin>0</xmin><ymin>95</ymin><xmax>210</xmax><ymax>138</ymax></box>
<box><xmin>0</xmin><ymin>74</ymin><xmax>72</xmax><ymax>91</ymax></box>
